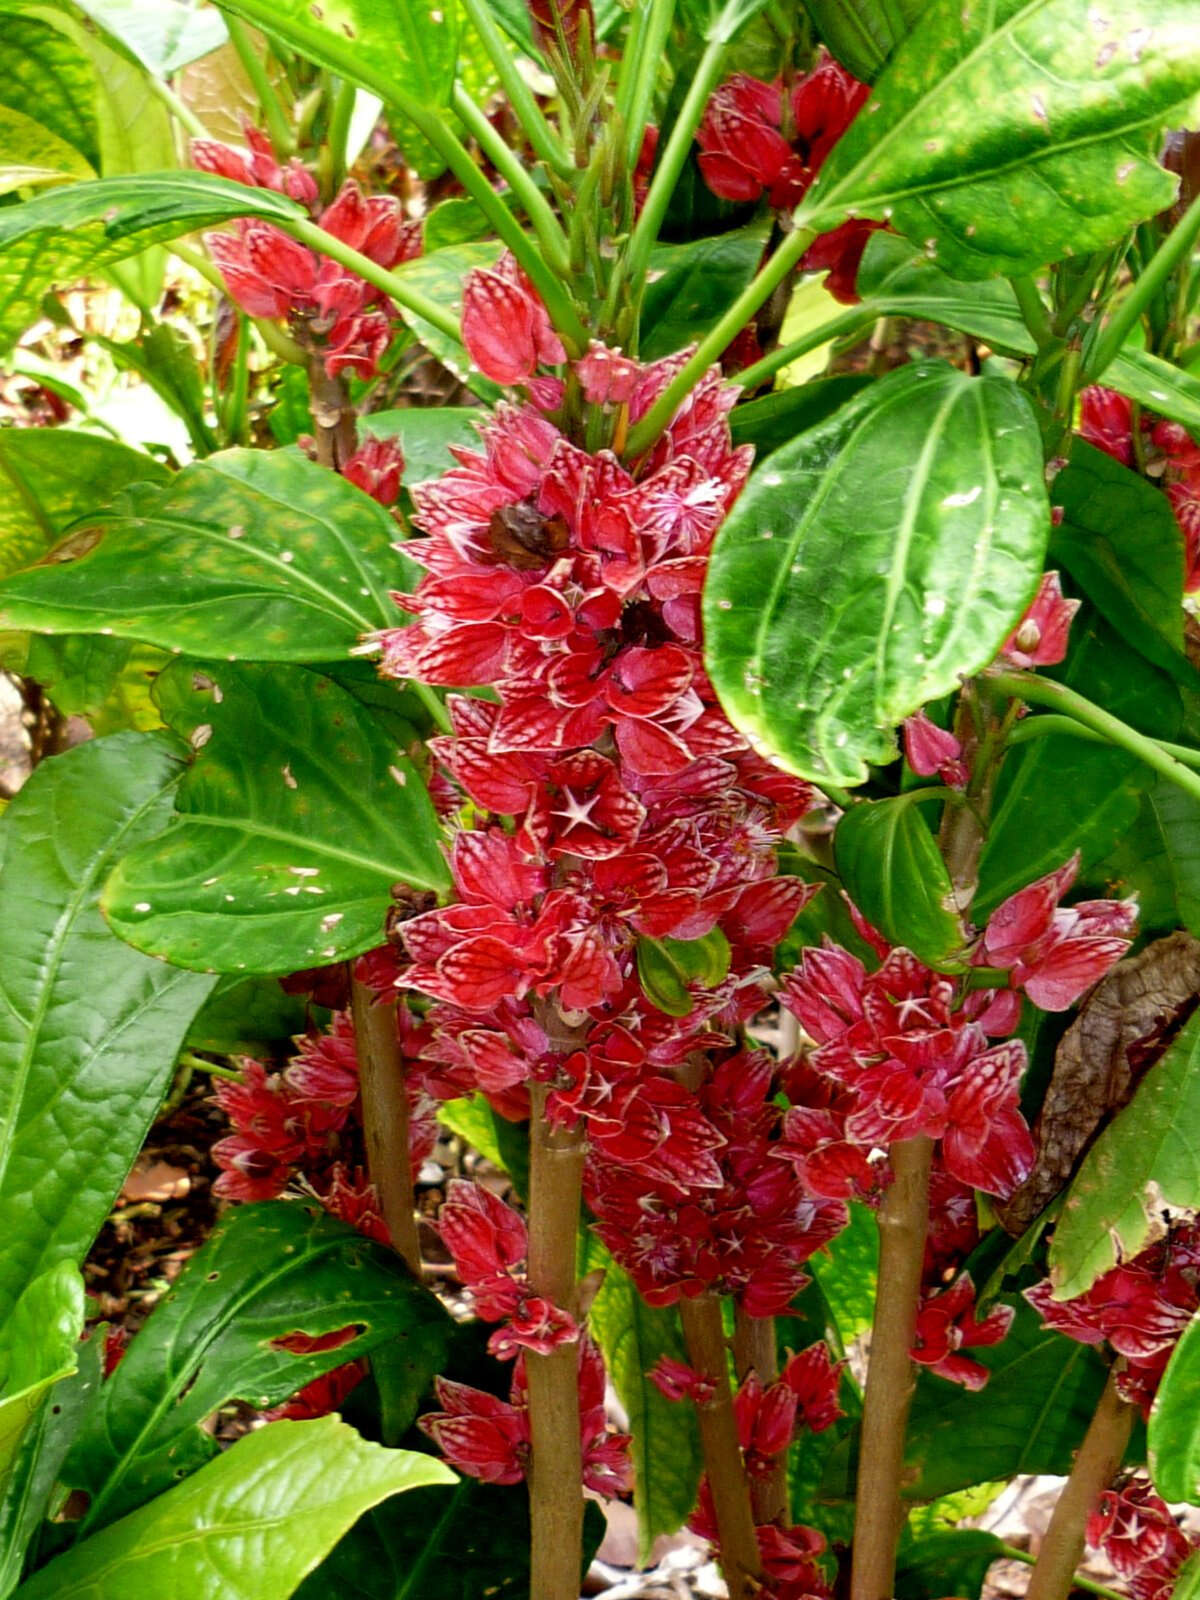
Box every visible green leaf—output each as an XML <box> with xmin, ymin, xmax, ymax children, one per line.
<box><xmin>800</xmin><ymin>0</ymin><xmax>1197</xmax><ymax>279</ymax></box>
<box><xmin>728</xmin><ymin>376</ymin><xmax>872</xmax><ymax>459</ymax></box>
<box><xmin>0</xmin><ymin>1332</ymin><xmax>101</xmax><ymax>1600</ymax></box>
<box><xmin>895</xmin><ymin>1530</ymin><xmax>1005</xmax><ymax>1600</ymax></box>
<box><xmin>586</xmin><ymin>1243</ymin><xmax>702</xmax><ymax>1562</ymax></box>
<box><xmin>25</xmin><ymin>637</ymin><xmax>166</xmax><ymax>736</ymax></box>
<box><xmin>184</xmin><ymin>975</ymin><xmax>313</xmax><ymax>1054</ymax></box>
<box><xmin>295</xmin><ymin>1481</ymin><xmax>606</xmax><ymax>1600</ymax></box>
<box><xmin>1109</xmin><ymin>348</ymin><xmax>1200</xmax><ymax>439</ymax></box>
<box><xmin>1148</xmin><ymin>1310</ymin><xmax>1200</xmax><ymax>1502</ymax></box>
<box><xmin>834</xmin><ymin>795</ymin><xmax>964</xmax><ymax>968</ymax></box>
<box><xmin>976</xmin><ymin>609</ymin><xmax>1181</xmax><ymax>916</ymax></box>
<box><xmin>0</xmin><ymin>430</ymin><xmax>168</xmax><ymax>583</ymax></box>
<box><xmin>0</xmin><ymin>448</ymin><xmax>418</xmax><ymax>663</ymax></box>
<box><xmin>65</xmin><ymin>1200</ymin><xmax>452</xmax><ymax>1534</ymax></box>
<box><xmin>216</xmin><ymin>0</ymin><xmax>459</xmax><ymax>111</ymax></box>
<box><xmin>15</xmin><ymin>1416</ymin><xmax>454</xmax><ymax>1600</ymax></box>
<box><xmin>1049</xmin><ymin>1008</ymin><xmax>1200</xmax><ymax>1299</ymax></box>
<box><xmin>704</xmin><ymin>362</ymin><xmax>1048</xmax><ymax>786</ymax></box>
<box><xmin>0</xmin><ymin>1265</ymin><xmax>83</xmax><ymax>1506</ymax></box>
<box><xmin>71</xmin><ymin>0</ymin><xmax>228</xmax><ymax>74</ymax></box>
<box><xmin>810</xmin><ymin>1199</ymin><xmax>878</xmax><ymax>1345</ymax></box>
<box><xmin>801</xmin><ymin>0</ymin><xmax>927</xmax><ymax>80</ymax></box>
<box><xmin>636</xmin><ymin>929</ymin><xmax>731</xmax><ymax>1017</ymax></box>
<box><xmin>0</xmin><ymin>7</ymin><xmax>100</xmax><ymax>169</ymax></box>
<box><xmin>0</xmin><ymin>104</ymin><xmax>94</xmax><ymax>193</ymax></box>
<box><xmin>436</xmin><ymin>1096</ymin><xmax>530</xmax><ymax>1200</ymax></box>
<box><xmin>855</xmin><ymin>232</ymin><xmax>1034</xmax><ymax>353</ymax></box>
<box><xmin>1178</xmin><ymin>1554</ymin><xmax>1200</xmax><ymax>1600</ymax></box>
<box><xmin>103</xmin><ymin>659</ymin><xmax>449</xmax><ymax>975</ymax></box>
<box><xmin>641</xmin><ymin>223</ymin><xmax>769</xmax><ymax>361</ymax></box>
<box><xmin>362</xmin><ymin>408</ymin><xmax>485</xmax><ymax>486</ymax></box>
<box><xmin>0</xmin><ymin>172</ymin><xmax>303</xmax><ymax>354</ymax></box>
<box><xmin>1050</xmin><ymin>441</ymin><xmax>1194</xmax><ymax>687</ymax></box>
<box><xmin>0</xmin><ymin>733</ymin><xmax>214</xmax><ymax>1326</ymax></box>
<box><xmin>1148</xmin><ymin>779</ymin><xmax>1200</xmax><ymax>937</ymax></box>
<box><xmin>823</xmin><ymin>1298</ymin><xmax>1109</xmax><ymax>1500</ymax></box>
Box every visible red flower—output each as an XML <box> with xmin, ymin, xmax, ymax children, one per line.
<box><xmin>343</xmin><ymin>435</ymin><xmax>406</xmax><ymax>506</ymax></box>
<box><xmin>911</xmin><ymin>1275</ymin><xmax>1014</xmax><ymax>1389</ymax></box>
<box><xmin>902</xmin><ymin>710</ymin><xmax>967</xmax><ymax>789</ymax></box>
<box><xmin>419</xmin><ymin>1375</ymin><xmax>531</xmax><ymax>1485</ymax></box>
<box><xmin>781</xmin><ymin>1342</ymin><xmax>845</xmax><ymax>1433</ymax></box>
<box><xmin>982</xmin><ymin>853</ymin><xmax>1137</xmax><ymax>1011</ymax></box>
<box><xmin>999</xmin><ymin>571</ymin><xmax>1079</xmax><ymax>669</ymax></box>
<box><xmin>461</xmin><ymin>252</ymin><xmax>567</xmax><ymax>386</ymax></box>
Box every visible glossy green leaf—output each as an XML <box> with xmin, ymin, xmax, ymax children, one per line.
<box><xmin>641</xmin><ymin>223</ymin><xmax>769</xmax><ymax>361</ymax></box>
<box><xmin>65</xmin><ymin>1201</ymin><xmax>452</xmax><ymax>1534</ymax></box>
<box><xmin>1050</xmin><ymin>1008</ymin><xmax>1200</xmax><ymax>1299</ymax></box>
<box><xmin>835</xmin><ymin>796</ymin><xmax>964</xmax><ymax>968</ymax></box>
<box><xmin>728</xmin><ymin>376</ymin><xmax>871</xmax><ymax>459</ymax></box>
<box><xmin>25</xmin><ymin>637</ymin><xmax>165</xmax><ymax>736</ymax></box>
<box><xmin>0</xmin><ymin>733</ymin><xmax>214</xmax><ymax>1326</ymax></box>
<box><xmin>1109</xmin><ymin>348</ymin><xmax>1200</xmax><ymax>439</ymax></box>
<box><xmin>1178</xmin><ymin>1554</ymin><xmax>1200</xmax><ymax>1600</ymax></box>
<box><xmin>636</xmin><ymin>930</ymin><xmax>730</xmax><ymax>1017</ymax></box>
<box><xmin>216</xmin><ymin>0</ymin><xmax>459</xmax><ymax>111</ymax></box>
<box><xmin>823</xmin><ymin>1298</ymin><xmax>1108</xmax><ymax>1500</ymax></box>
<box><xmin>1148</xmin><ymin>779</ymin><xmax>1200</xmax><ymax>937</ymax></box>
<box><xmin>587</xmin><ymin>1243</ymin><xmax>702</xmax><ymax>1562</ymax></box>
<box><xmin>0</xmin><ymin>7</ymin><xmax>100</xmax><ymax>169</ymax></box>
<box><xmin>295</xmin><ymin>1481</ymin><xmax>605</xmax><ymax>1600</ymax></box>
<box><xmin>811</xmin><ymin>1200</ymin><xmax>878</xmax><ymax>1345</ymax></box>
<box><xmin>0</xmin><ymin>448</ymin><xmax>417</xmax><ymax>662</ymax></box>
<box><xmin>799</xmin><ymin>0</ymin><xmax>1198</xmax><ymax>279</ymax></box>
<box><xmin>895</xmin><ymin>1530</ymin><xmax>1005</xmax><ymax>1600</ymax></box>
<box><xmin>104</xmin><ymin>660</ymin><xmax>449</xmax><ymax>975</ymax></box>
<box><xmin>362</xmin><ymin>408</ymin><xmax>484</xmax><ymax>486</ymax></box>
<box><xmin>15</xmin><ymin>1416</ymin><xmax>454</xmax><ymax>1600</ymax></box>
<box><xmin>801</xmin><ymin>0</ymin><xmax>926</xmax><ymax>80</ymax></box>
<box><xmin>1051</xmin><ymin>441</ymin><xmax>1194</xmax><ymax>686</ymax></box>
<box><xmin>0</xmin><ymin>104</ymin><xmax>93</xmax><ymax>193</ymax></box>
<box><xmin>0</xmin><ymin>430</ymin><xmax>168</xmax><ymax>584</ymax></box>
<box><xmin>184</xmin><ymin>975</ymin><xmax>313</xmax><ymax>1054</ymax></box>
<box><xmin>976</xmin><ymin>610</ymin><xmax>1181</xmax><ymax>916</ymax></box>
<box><xmin>704</xmin><ymin>363</ymin><xmax>1048</xmax><ymax>786</ymax></box>
<box><xmin>0</xmin><ymin>1265</ymin><xmax>83</xmax><ymax>1507</ymax></box>
<box><xmin>855</xmin><ymin>232</ymin><xmax>1034</xmax><ymax>353</ymax></box>
<box><xmin>0</xmin><ymin>1333</ymin><xmax>100</xmax><ymax>1600</ymax></box>
<box><xmin>0</xmin><ymin>173</ymin><xmax>302</xmax><ymax>353</ymax></box>
<box><xmin>72</xmin><ymin>0</ymin><xmax>228</xmax><ymax>74</ymax></box>
<box><xmin>1148</xmin><ymin>1310</ymin><xmax>1200</xmax><ymax>1502</ymax></box>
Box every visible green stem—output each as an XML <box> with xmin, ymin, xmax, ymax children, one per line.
<box><xmin>1086</xmin><ymin>189</ymin><xmax>1200</xmax><ymax>382</ymax></box>
<box><xmin>285</xmin><ymin>216</ymin><xmax>464</xmax><ymax>342</ymax></box>
<box><xmin>999</xmin><ymin>1543</ymin><xmax>1127</xmax><ymax>1600</ymax></box>
<box><xmin>734</xmin><ymin>306</ymin><xmax>875</xmax><ymax>388</ymax></box>
<box><xmin>410</xmin><ymin>681</ymin><xmax>453</xmax><ymax>734</ymax></box>
<box><xmin>226</xmin><ymin>15</ymin><xmax>295</xmax><ymax>156</ymax></box>
<box><xmin>618</xmin><ymin>0</ymin><xmax>678</xmax><ymax>171</ymax></box>
<box><xmin>1006</xmin><ymin>711</ymin><xmax>1200</xmax><ymax>771</ymax></box>
<box><xmin>625</xmin><ymin>225</ymin><xmax>816</xmax><ymax>457</ymax></box>
<box><xmin>624</xmin><ymin>34</ymin><xmax>729</xmax><ymax>314</ymax></box>
<box><xmin>144</xmin><ymin>73</ymin><xmax>208</xmax><ymax>141</ymax></box>
<box><xmin>451</xmin><ymin>85</ymin><xmax>571</xmax><ymax>275</ymax></box>
<box><xmin>327</xmin><ymin>75</ymin><xmax>357</xmax><ymax>191</ymax></box>
<box><xmin>1010</xmin><ymin>275</ymin><xmax>1054</xmax><ymax>348</ymax></box>
<box><xmin>990</xmin><ymin>670</ymin><xmax>1200</xmax><ymax>805</ymax></box>
<box><xmin>177</xmin><ymin>1051</ymin><xmax>242</xmax><ymax>1080</ymax></box>
<box><xmin>458</xmin><ymin>0</ymin><xmax>574</xmax><ymax>178</ymax></box>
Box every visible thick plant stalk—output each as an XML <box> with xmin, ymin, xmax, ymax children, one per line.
<box><xmin>307</xmin><ymin>358</ymin><xmax>358</xmax><ymax>472</ymax></box>
<box><xmin>350</xmin><ymin>976</ymin><xmax>423</xmax><ymax>1276</ymax></box>
<box><xmin>525</xmin><ymin>1081</ymin><xmax>587</xmax><ymax>1600</ymax></box>
<box><xmin>680</xmin><ymin>1294</ymin><xmax>763</xmax><ymax>1600</ymax></box>
<box><xmin>1024</xmin><ymin>1364</ymin><xmax>1135</xmax><ymax>1600</ymax></box>
<box><xmin>850</xmin><ymin>1135</ymin><xmax>934</xmax><ymax>1600</ymax></box>
<box><xmin>733</xmin><ymin>1307</ymin><xmax>787</xmax><ymax>1525</ymax></box>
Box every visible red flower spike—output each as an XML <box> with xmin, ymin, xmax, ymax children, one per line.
<box><xmin>781</xmin><ymin>1342</ymin><xmax>845</xmax><ymax>1433</ymax></box>
<box><xmin>461</xmin><ymin>257</ymin><xmax>567</xmax><ymax>387</ymax></box>
<box><xmin>902</xmin><ymin>710</ymin><xmax>967</xmax><ymax>789</ymax></box>
<box><xmin>419</xmin><ymin>1377</ymin><xmax>531</xmax><ymax>1485</ymax></box>
<box><xmin>343</xmin><ymin>435</ymin><xmax>406</xmax><ymax>505</ymax></box>
<box><xmin>648</xmin><ymin>1356</ymin><xmax>717</xmax><ymax>1405</ymax></box>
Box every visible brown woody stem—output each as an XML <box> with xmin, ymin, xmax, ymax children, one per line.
<box><xmin>850</xmin><ymin>1135</ymin><xmax>934</xmax><ymax>1600</ymax></box>
<box><xmin>733</xmin><ymin>1306</ymin><xmax>787</xmax><ymax>1526</ymax></box>
<box><xmin>680</xmin><ymin>1294</ymin><xmax>763</xmax><ymax>1600</ymax></box>
<box><xmin>306</xmin><ymin>358</ymin><xmax>358</xmax><ymax>470</ymax></box>
<box><xmin>350</xmin><ymin>976</ymin><xmax>423</xmax><ymax>1277</ymax></box>
<box><xmin>1024</xmin><ymin>1364</ymin><xmax>1135</xmax><ymax>1600</ymax></box>
<box><xmin>525</xmin><ymin>1081</ymin><xmax>587</xmax><ymax>1600</ymax></box>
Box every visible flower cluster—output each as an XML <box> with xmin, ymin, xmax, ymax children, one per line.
<box><xmin>1026</xmin><ymin>1220</ymin><xmax>1200</xmax><ymax>1415</ymax></box>
<box><xmin>195</xmin><ymin>128</ymin><xmax>421</xmax><ymax>379</ymax></box>
<box><xmin>695</xmin><ymin>56</ymin><xmax>880</xmax><ymax>303</ymax></box>
<box><xmin>1087</xmin><ymin>1478</ymin><xmax>1200</xmax><ymax>1600</ymax></box>
<box><xmin>1081</xmin><ymin>386</ymin><xmax>1200</xmax><ymax>592</ymax></box>
<box><xmin>419</xmin><ymin>1337</ymin><xmax>633</xmax><ymax>1495</ymax></box>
